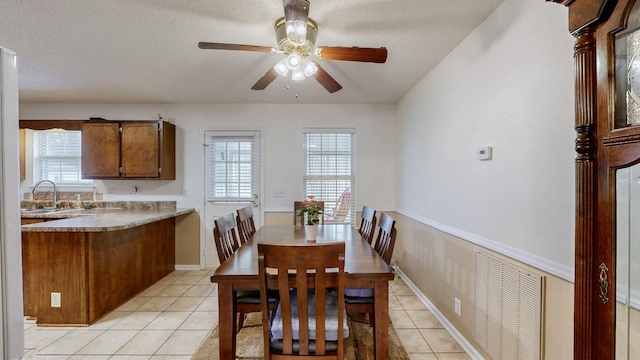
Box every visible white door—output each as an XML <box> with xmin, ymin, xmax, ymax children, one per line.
<box><xmin>202</xmin><ymin>130</ymin><xmax>262</xmax><ymax>268</ymax></box>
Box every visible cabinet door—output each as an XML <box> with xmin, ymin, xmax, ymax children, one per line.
<box><xmin>121</xmin><ymin>122</ymin><xmax>159</xmax><ymax>178</ymax></box>
<box><xmin>81</xmin><ymin>122</ymin><xmax>120</xmax><ymax>178</ymax></box>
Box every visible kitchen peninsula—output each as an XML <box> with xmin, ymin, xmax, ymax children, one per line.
<box><xmin>21</xmin><ymin>202</ymin><xmax>195</xmax><ymax>326</ymax></box>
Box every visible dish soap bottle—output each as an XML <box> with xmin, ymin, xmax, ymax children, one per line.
<box><xmin>76</xmin><ymin>194</ymin><xmax>82</xmax><ymax>209</ymax></box>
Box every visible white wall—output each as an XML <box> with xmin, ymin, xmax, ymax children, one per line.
<box><xmin>396</xmin><ymin>0</ymin><xmax>576</xmax><ymax>278</ymax></box>
<box><xmin>19</xmin><ymin>103</ymin><xmax>396</xmax><ymax>213</ymax></box>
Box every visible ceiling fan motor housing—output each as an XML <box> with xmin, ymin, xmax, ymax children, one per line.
<box><xmin>275</xmin><ymin>17</ymin><xmax>317</xmax><ymax>57</ymax></box>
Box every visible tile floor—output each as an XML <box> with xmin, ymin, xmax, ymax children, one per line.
<box><xmin>22</xmin><ymin>270</ymin><xmax>471</xmax><ymax>359</ymax></box>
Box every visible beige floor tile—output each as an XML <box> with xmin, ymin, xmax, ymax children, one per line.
<box><xmin>391</xmin><ymin>284</ymin><xmax>416</xmax><ymax>296</ymax></box>
<box><xmin>397</xmin><ymin>295</ymin><xmax>427</xmax><ymax>311</ymax></box>
<box><xmin>67</xmin><ymin>355</ymin><xmax>110</xmax><ymax>359</ymax></box>
<box><xmin>419</xmin><ymin>329</ymin><xmax>464</xmax><ymax>353</ymax></box>
<box><xmin>157</xmin><ymin>284</ymin><xmax>192</xmax><ymax>297</ymax></box>
<box><xmin>179</xmin><ymin>311</ymin><xmax>217</xmax><ymax>330</ymax></box>
<box><xmin>394</xmin><ymin>328</ymin><xmax>433</xmax><ymax>353</ymax></box>
<box><xmin>409</xmin><ymin>354</ymin><xmax>438</xmax><ymax>360</ymax></box>
<box><xmin>150</xmin><ymin>356</ymin><xmax>192</xmax><ymax>360</ymax></box>
<box><xmin>434</xmin><ymin>353</ymin><xmax>472</xmax><ymax>360</ymax></box>
<box><xmin>24</xmin><ymin>328</ymin><xmax>72</xmax><ymax>351</ymax></box>
<box><xmin>76</xmin><ymin>329</ymin><xmax>138</xmax><ymax>355</ymax></box>
<box><xmin>195</xmin><ymin>296</ymin><xmax>218</xmax><ymax>312</ymax></box>
<box><xmin>389</xmin><ymin>294</ymin><xmax>404</xmax><ymax>310</ymax></box>
<box><xmin>111</xmin><ymin>312</ymin><xmax>161</xmax><ymax>330</ymax></box>
<box><xmin>137</xmin><ymin>284</ymin><xmax>168</xmax><ymax>297</ymax></box>
<box><xmin>197</xmin><ymin>275</ymin><xmax>215</xmax><ymax>285</ymax></box>
<box><xmin>40</xmin><ymin>329</ymin><xmax>104</xmax><ymax>355</ymax></box>
<box><xmin>145</xmin><ymin>312</ymin><xmax>190</xmax><ymax>330</ymax></box>
<box><xmin>89</xmin><ymin>310</ymin><xmax>132</xmax><ymax>330</ymax></box>
<box><xmin>407</xmin><ymin>310</ymin><xmax>443</xmax><ymax>329</ymax></box>
<box><xmin>184</xmin><ymin>284</ymin><xmax>215</xmax><ymax>297</ymax></box>
<box><xmin>116</xmin><ymin>330</ymin><xmax>174</xmax><ymax>355</ymax></box>
<box><xmin>155</xmin><ymin>330</ymin><xmax>210</xmax><ymax>355</ymax></box>
<box><xmin>172</xmin><ymin>275</ymin><xmax>205</xmax><ymax>285</ymax></box>
<box><xmin>165</xmin><ymin>296</ymin><xmax>206</xmax><ymax>312</ymax></box>
<box><xmin>389</xmin><ymin>310</ymin><xmax>417</xmax><ymax>329</ymax></box>
<box><xmin>186</xmin><ymin>269</ymin><xmax>212</xmax><ymax>276</ymax></box>
<box><xmin>136</xmin><ymin>297</ymin><xmax>178</xmax><ymax>312</ymax></box>
<box><xmin>110</xmin><ymin>356</ymin><xmax>152</xmax><ymax>360</ymax></box>
<box><xmin>116</xmin><ymin>296</ymin><xmax>153</xmax><ymax>312</ymax></box>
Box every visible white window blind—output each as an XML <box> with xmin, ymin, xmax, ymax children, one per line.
<box><xmin>302</xmin><ymin>129</ymin><xmax>356</xmax><ymax>224</ymax></box>
<box><xmin>205</xmin><ymin>131</ymin><xmax>260</xmax><ymax>202</ymax></box>
<box><xmin>33</xmin><ymin>130</ymin><xmax>92</xmax><ymax>184</ymax></box>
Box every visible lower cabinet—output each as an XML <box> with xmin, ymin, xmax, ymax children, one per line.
<box><xmin>22</xmin><ymin>218</ymin><xmax>175</xmax><ymax>325</ymax></box>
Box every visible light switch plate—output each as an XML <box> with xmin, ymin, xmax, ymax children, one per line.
<box><xmin>272</xmin><ymin>189</ymin><xmax>285</xmax><ymax>197</ymax></box>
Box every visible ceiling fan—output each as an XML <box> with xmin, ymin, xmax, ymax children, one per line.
<box><xmin>198</xmin><ymin>0</ymin><xmax>387</xmax><ymax>93</ymax></box>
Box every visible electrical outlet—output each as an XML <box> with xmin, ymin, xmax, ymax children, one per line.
<box><xmin>182</xmin><ymin>188</ymin><xmax>188</xmax><ymax>197</ymax></box>
<box><xmin>454</xmin><ymin>297</ymin><xmax>461</xmax><ymax>316</ymax></box>
<box><xmin>106</xmin><ymin>188</ymin><xmax>115</xmax><ymax>196</ymax></box>
<box><xmin>51</xmin><ymin>292</ymin><xmax>61</xmax><ymax>308</ymax></box>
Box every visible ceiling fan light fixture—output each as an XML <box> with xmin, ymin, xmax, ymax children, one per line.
<box><xmin>286</xmin><ymin>20</ymin><xmax>307</xmax><ymax>44</ymax></box>
<box><xmin>285</xmin><ymin>53</ymin><xmax>301</xmax><ymax>70</ymax></box>
<box><xmin>274</xmin><ymin>58</ymin><xmax>289</xmax><ymax>77</ymax></box>
<box><xmin>302</xmin><ymin>59</ymin><xmax>317</xmax><ymax>77</ymax></box>
<box><xmin>291</xmin><ymin>68</ymin><xmax>305</xmax><ymax>81</ymax></box>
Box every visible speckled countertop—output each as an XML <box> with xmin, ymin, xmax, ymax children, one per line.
<box><xmin>21</xmin><ymin>208</ymin><xmax>195</xmax><ymax>232</ymax></box>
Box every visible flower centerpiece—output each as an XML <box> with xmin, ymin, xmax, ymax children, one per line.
<box><xmin>299</xmin><ymin>196</ymin><xmax>322</xmax><ymax>241</ymax></box>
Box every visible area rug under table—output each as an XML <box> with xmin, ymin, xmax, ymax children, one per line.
<box><xmin>192</xmin><ymin>313</ymin><xmax>410</xmax><ymax>360</ymax></box>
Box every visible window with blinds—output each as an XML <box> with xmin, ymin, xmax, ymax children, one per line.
<box><xmin>204</xmin><ymin>131</ymin><xmax>260</xmax><ymax>203</ymax></box>
<box><xmin>302</xmin><ymin>130</ymin><xmax>356</xmax><ymax>224</ymax></box>
<box><xmin>33</xmin><ymin>130</ymin><xmax>92</xmax><ymax>184</ymax></box>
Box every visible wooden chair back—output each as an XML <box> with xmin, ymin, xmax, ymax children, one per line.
<box><xmin>236</xmin><ymin>205</ymin><xmax>256</xmax><ymax>244</ymax></box>
<box><xmin>358</xmin><ymin>206</ymin><xmax>377</xmax><ymax>244</ymax></box>
<box><xmin>213</xmin><ymin>212</ymin><xmax>240</xmax><ymax>265</ymax></box>
<box><xmin>258</xmin><ymin>242</ymin><xmax>346</xmax><ymax>359</ymax></box>
<box><xmin>373</xmin><ymin>212</ymin><xmax>396</xmax><ymax>265</ymax></box>
<box><xmin>294</xmin><ymin>201</ymin><xmax>325</xmax><ymax>225</ymax></box>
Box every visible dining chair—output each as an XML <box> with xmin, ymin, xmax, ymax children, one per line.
<box><xmin>358</xmin><ymin>205</ymin><xmax>377</xmax><ymax>244</ymax></box>
<box><xmin>258</xmin><ymin>242</ymin><xmax>348</xmax><ymax>359</ymax></box>
<box><xmin>346</xmin><ymin>212</ymin><xmax>397</xmax><ymax>327</ymax></box>
<box><xmin>214</xmin><ymin>212</ymin><xmax>265</xmax><ymax>331</ymax></box>
<box><xmin>294</xmin><ymin>200</ymin><xmax>325</xmax><ymax>225</ymax></box>
<box><xmin>373</xmin><ymin>212</ymin><xmax>397</xmax><ymax>265</ymax></box>
<box><xmin>236</xmin><ymin>205</ymin><xmax>257</xmax><ymax>244</ymax></box>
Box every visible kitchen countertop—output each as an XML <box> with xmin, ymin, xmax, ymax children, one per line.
<box><xmin>21</xmin><ymin>208</ymin><xmax>195</xmax><ymax>232</ymax></box>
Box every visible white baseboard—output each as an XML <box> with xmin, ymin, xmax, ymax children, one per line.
<box><xmin>174</xmin><ymin>264</ymin><xmax>201</xmax><ymax>271</ymax></box>
<box><xmin>395</xmin><ymin>266</ymin><xmax>486</xmax><ymax>360</ymax></box>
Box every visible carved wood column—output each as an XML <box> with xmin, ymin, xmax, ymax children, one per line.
<box><xmin>573</xmin><ymin>27</ymin><xmax>598</xmax><ymax>360</ymax></box>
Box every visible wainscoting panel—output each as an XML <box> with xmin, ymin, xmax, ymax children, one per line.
<box><xmin>474</xmin><ymin>251</ymin><xmax>544</xmax><ymax>360</ymax></box>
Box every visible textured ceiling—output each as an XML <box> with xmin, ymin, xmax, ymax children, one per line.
<box><xmin>0</xmin><ymin>0</ymin><xmax>504</xmax><ymax>104</ymax></box>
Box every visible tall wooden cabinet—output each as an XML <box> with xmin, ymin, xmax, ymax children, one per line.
<box><xmin>550</xmin><ymin>0</ymin><xmax>640</xmax><ymax>358</ymax></box>
<box><xmin>81</xmin><ymin>120</ymin><xmax>175</xmax><ymax>180</ymax></box>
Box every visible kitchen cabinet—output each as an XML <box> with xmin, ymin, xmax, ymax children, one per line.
<box><xmin>81</xmin><ymin>120</ymin><xmax>175</xmax><ymax>180</ymax></box>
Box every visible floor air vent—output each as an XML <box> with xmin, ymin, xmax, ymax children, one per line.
<box><xmin>474</xmin><ymin>251</ymin><xmax>544</xmax><ymax>360</ymax></box>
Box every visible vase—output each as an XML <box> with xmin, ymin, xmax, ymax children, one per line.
<box><xmin>304</xmin><ymin>224</ymin><xmax>318</xmax><ymax>241</ymax></box>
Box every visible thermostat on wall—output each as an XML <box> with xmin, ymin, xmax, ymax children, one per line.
<box><xmin>477</xmin><ymin>146</ymin><xmax>492</xmax><ymax>160</ymax></box>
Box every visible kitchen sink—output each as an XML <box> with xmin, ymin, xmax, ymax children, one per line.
<box><xmin>20</xmin><ymin>208</ymin><xmax>75</xmax><ymax>214</ymax></box>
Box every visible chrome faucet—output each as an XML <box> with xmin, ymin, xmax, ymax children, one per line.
<box><xmin>32</xmin><ymin>180</ymin><xmax>58</xmax><ymax>208</ymax></box>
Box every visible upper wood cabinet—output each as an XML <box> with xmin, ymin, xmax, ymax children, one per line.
<box><xmin>81</xmin><ymin>120</ymin><xmax>175</xmax><ymax>180</ymax></box>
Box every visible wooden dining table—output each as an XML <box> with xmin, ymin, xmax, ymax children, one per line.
<box><xmin>210</xmin><ymin>224</ymin><xmax>395</xmax><ymax>359</ymax></box>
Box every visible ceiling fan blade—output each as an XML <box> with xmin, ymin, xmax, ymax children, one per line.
<box><xmin>315</xmin><ymin>47</ymin><xmax>388</xmax><ymax>63</ymax></box>
<box><xmin>313</xmin><ymin>64</ymin><xmax>342</xmax><ymax>93</ymax></box>
<box><xmin>251</xmin><ymin>67</ymin><xmax>279</xmax><ymax>90</ymax></box>
<box><xmin>198</xmin><ymin>42</ymin><xmax>277</xmax><ymax>53</ymax></box>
